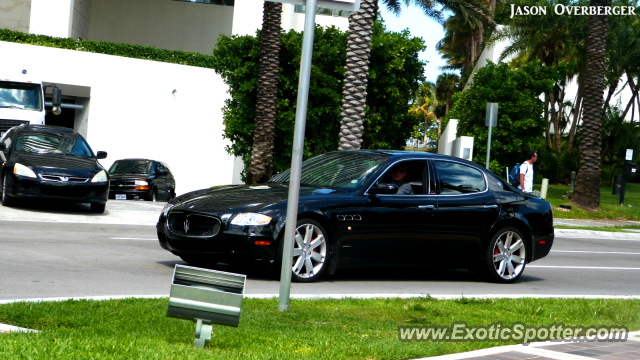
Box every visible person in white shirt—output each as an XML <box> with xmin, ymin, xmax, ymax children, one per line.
<box><xmin>518</xmin><ymin>151</ymin><xmax>537</xmax><ymax>194</ymax></box>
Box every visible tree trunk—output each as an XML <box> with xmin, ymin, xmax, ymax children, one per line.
<box><xmin>608</xmin><ymin>162</ymin><xmax>619</xmax><ymax>187</ymax></box>
<box><xmin>247</xmin><ymin>2</ymin><xmax>282</xmax><ymax>184</ymax></box>
<box><xmin>572</xmin><ymin>0</ymin><xmax>610</xmax><ymax>211</ymax></box>
<box><xmin>568</xmin><ymin>75</ymin><xmax>584</xmax><ymax>153</ymax></box>
<box><xmin>338</xmin><ymin>0</ymin><xmax>378</xmax><ymax>150</ymax></box>
<box><xmin>437</xmin><ymin>117</ymin><xmax>442</xmax><ymax>138</ymax></box>
<box><xmin>621</xmin><ymin>72</ymin><xmax>639</xmax><ymax>120</ymax></box>
<box><xmin>602</xmin><ymin>79</ymin><xmax>618</xmax><ymax>113</ymax></box>
<box><xmin>423</xmin><ymin>113</ymin><xmax>429</xmax><ymax>146</ymax></box>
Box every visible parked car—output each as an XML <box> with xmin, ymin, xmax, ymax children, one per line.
<box><xmin>156</xmin><ymin>150</ymin><xmax>554</xmax><ymax>283</ymax></box>
<box><xmin>108</xmin><ymin>159</ymin><xmax>175</xmax><ymax>202</ymax></box>
<box><xmin>0</xmin><ymin>124</ymin><xmax>109</xmax><ymax>213</ymax></box>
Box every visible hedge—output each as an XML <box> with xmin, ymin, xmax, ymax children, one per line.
<box><xmin>0</xmin><ymin>29</ymin><xmax>217</xmax><ymax>69</ymax></box>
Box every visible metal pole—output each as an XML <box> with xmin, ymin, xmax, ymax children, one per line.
<box><xmin>278</xmin><ymin>0</ymin><xmax>317</xmax><ymax>312</ymax></box>
<box><xmin>485</xmin><ymin>125</ymin><xmax>492</xmax><ymax>169</ymax></box>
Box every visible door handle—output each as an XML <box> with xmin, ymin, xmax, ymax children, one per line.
<box><xmin>483</xmin><ymin>205</ymin><xmax>499</xmax><ymax>209</ymax></box>
<box><xmin>419</xmin><ymin>205</ymin><xmax>435</xmax><ymax>209</ymax></box>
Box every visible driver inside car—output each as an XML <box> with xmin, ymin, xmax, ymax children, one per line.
<box><xmin>388</xmin><ymin>164</ymin><xmax>414</xmax><ymax>195</ymax></box>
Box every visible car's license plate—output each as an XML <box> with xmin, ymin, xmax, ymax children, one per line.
<box><xmin>116</xmin><ymin>194</ymin><xmax>126</xmax><ymax>200</ymax></box>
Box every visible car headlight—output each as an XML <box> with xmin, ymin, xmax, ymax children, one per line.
<box><xmin>13</xmin><ymin>163</ymin><xmax>36</xmax><ymax>178</ymax></box>
<box><xmin>162</xmin><ymin>203</ymin><xmax>174</xmax><ymax>217</ymax></box>
<box><xmin>135</xmin><ymin>180</ymin><xmax>148</xmax><ymax>186</ymax></box>
<box><xmin>230</xmin><ymin>213</ymin><xmax>272</xmax><ymax>226</ymax></box>
<box><xmin>91</xmin><ymin>170</ymin><xmax>108</xmax><ymax>183</ymax></box>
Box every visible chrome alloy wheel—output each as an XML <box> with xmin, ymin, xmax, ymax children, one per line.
<box><xmin>492</xmin><ymin>230</ymin><xmax>526</xmax><ymax>280</ymax></box>
<box><xmin>292</xmin><ymin>223</ymin><xmax>327</xmax><ymax>279</ymax></box>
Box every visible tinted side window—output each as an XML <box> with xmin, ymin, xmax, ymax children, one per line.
<box><xmin>163</xmin><ymin>163</ymin><xmax>173</xmax><ymax>176</ymax></box>
<box><xmin>434</xmin><ymin>161</ymin><xmax>486</xmax><ymax>194</ymax></box>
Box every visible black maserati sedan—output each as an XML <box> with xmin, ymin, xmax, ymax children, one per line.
<box><xmin>157</xmin><ymin>150</ymin><xmax>554</xmax><ymax>283</ymax></box>
<box><xmin>108</xmin><ymin>159</ymin><xmax>175</xmax><ymax>202</ymax></box>
<box><xmin>0</xmin><ymin>124</ymin><xmax>109</xmax><ymax>213</ymax></box>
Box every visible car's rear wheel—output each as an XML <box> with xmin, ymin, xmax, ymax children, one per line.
<box><xmin>2</xmin><ymin>173</ymin><xmax>15</xmax><ymax>207</ymax></box>
<box><xmin>91</xmin><ymin>203</ymin><xmax>106</xmax><ymax>213</ymax></box>
<box><xmin>484</xmin><ymin>227</ymin><xmax>527</xmax><ymax>283</ymax></box>
<box><xmin>277</xmin><ymin>219</ymin><xmax>330</xmax><ymax>283</ymax></box>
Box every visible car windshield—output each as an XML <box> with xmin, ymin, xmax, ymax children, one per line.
<box><xmin>109</xmin><ymin>160</ymin><xmax>152</xmax><ymax>175</ymax></box>
<box><xmin>0</xmin><ymin>82</ymin><xmax>43</xmax><ymax>111</ymax></box>
<box><xmin>15</xmin><ymin>133</ymin><xmax>94</xmax><ymax>158</ymax></box>
<box><xmin>269</xmin><ymin>152</ymin><xmax>389</xmax><ymax>190</ymax></box>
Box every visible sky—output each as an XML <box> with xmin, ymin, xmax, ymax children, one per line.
<box><xmin>378</xmin><ymin>5</ymin><xmax>448</xmax><ymax>83</ymax></box>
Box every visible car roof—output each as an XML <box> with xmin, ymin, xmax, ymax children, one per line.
<box><xmin>16</xmin><ymin>124</ymin><xmax>78</xmax><ymax>135</ymax></box>
<box><xmin>340</xmin><ymin>150</ymin><xmax>483</xmax><ymax>169</ymax></box>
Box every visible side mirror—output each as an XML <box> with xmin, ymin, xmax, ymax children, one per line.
<box><xmin>51</xmin><ymin>87</ymin><xmax>62</xmax><ymax>107</ymax></box>
<box><xmin>96</xmin><ymin>151</ymin><xmax>107</xmax><ymax>159</ymax></box>
<box><xmin>157</xmin><ymin>169</ymin><xmax>168</xmax><ymax>176</ymax></box>
<box><xmin>0</xmin><ymin>143</ymin><xmax>6</xmax><ymax>151</ymax></box>
<box><xmin>372</xmin><ymin>183</ymin><xmax>398</xmax><ymax>195</ymax></box>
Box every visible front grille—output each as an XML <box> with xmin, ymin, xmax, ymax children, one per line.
<box><xmin>167</xmin><ymin>212</ymin><xmax>221</xmax><ymax>238</ymax></box>
<box><xmin>40</xmin><ymin>187</ymin><xmax>87</xmax><ymax>198</ymax></box>
<box><xmin>0</xmin><ymin>120</ymin><xmax>29</xmax><ymax>133</ymax></box>
<box><xmin>40</xmin><ymin>174</ymin><xmax>89</xmax><ymax>183</ymax></box>
<box><xmin>111</xmin><ymin>181</ymin><xmax>136</xmax><ymax>188</ymax></box>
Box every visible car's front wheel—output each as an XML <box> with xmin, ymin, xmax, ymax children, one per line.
<box><xmin>484</xmin><ymin>227</ymin><xmax>527</xmax><ymax>283</ymax></box>
<box><xmin>278</xmin><ymin>219</ymin><xmax>330</xmax><ymax>283</ymax></box>
<box><xmin>2</xmin><ymin>173</ymin><xmax>15</xmax><ymax>207</ymax></box>
<box><xmin>150</xmin><ymin>188</ymin><xmax>157</xmax><ymax>202</ymax></box>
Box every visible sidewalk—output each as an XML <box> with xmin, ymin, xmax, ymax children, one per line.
<box><xmin>554</xmin><ymin>218</ymin><xmax>640</xmax><ymax>228</ymax></box>
<box><xmin>419</xmin><ymin>331</ymin><xmax>640</xmax><ymax>359</ymax></box>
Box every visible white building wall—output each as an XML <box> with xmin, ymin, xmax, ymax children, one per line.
<box><xmin>29</xmin><ymin>0</ymin><xmax>73</xmax><ymax>38</ymax></box>
<box><xmin>88</xmin><ymin>0</ymin><xmax>234</xmax><ymax>55</ymax></box>
<box><xmin>70</xmin><ymin>0</ymin><xmax>90</xmax><ymax>40</ymax></box>
<box><xmin>0</xmin><ymin>41</ymin><xmax>240</xmax><ymax>194</ymax></box>
<box><xmin>437</xmin><ymin>119</ymin><xmax>458</xmax><ymax>156</ymax></box>
<box><xmin>0</xmin><ymin>0</ymin><xmax>32</xmax><ymax>33</ymax></box>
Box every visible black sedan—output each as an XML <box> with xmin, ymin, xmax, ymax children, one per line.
<box><xmin>0</xmin><ymin>124</ymin><xmax>109</xmax><ymax>213</ymax></box>
<box><xmin>108</xmin><ymin>159</ymin><xmax>176</xmax><ymax>202</ymax></box>
<box><xmin>157</xmin><ymin>150</ymin><xmax>554</xmax><ymax>283</ymax></box>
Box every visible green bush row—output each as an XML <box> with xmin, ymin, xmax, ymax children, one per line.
<box><xmin>0</xmin><ymin>29</ymin><xmax>216</xmax><ymax>69</ymax></box>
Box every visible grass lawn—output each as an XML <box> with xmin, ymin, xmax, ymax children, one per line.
<box><xmin>537</xmin><ymin>183</ymin><xmax>640</xmax><ymax>220</ymax></box>
<box><xmin>1</xmin><ymin>297</ymin><xmax>639</xmax><ymax>359</ymax></box>
<box><xmin>554</xmin><ymin>225</ymin><xmax>640</xmax><ymax>232</ymax></box>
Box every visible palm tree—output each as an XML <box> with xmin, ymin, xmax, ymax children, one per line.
<box><xmin>411</xmin><ymin>80</ymin><xmax>438</xmax><ymax>145</ymax></box>
<box><xmin>572</xmin><ymin>0</ymin><xmax>611</xmax><ymax>211</ymax></box>
<box><xmin>247</xmin><ymin>2</ymin><xmax>283</xmax><ymax>184</ymax></box>
<box><xmin>338</xmin><ymin>0</ymin><xmax>494</xmax><ymax>150</ymax></box>
<box><xmin>435</xmin><ymin>73</ymin><xmax>460</xmax><ymax>115</ymax></box>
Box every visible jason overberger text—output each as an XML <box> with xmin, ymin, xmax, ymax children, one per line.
<box><xmin>511</xmin><ymin>4</ymin><xmax>636</xmax><ymax>18</ymax></box>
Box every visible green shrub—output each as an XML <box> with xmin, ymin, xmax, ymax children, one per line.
<box><xmin>0</xmin><ymin>29</ymin><xmax>217</xmax><ymax>68</ymax></box>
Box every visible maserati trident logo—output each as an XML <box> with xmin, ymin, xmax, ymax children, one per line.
<box><xmin>59</xmin><ymin>177</ymin><xmax>69</xmax><ymax>182</ymax></box>
<box><xmin>184</xmin><ymin>219</ymin><xmax>190</xmax><ymax>233</ymax></box>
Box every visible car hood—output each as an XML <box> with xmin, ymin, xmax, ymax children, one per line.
<box><xmin>14</xmin><ymin>152</ymin><xmax>102</xmax><ymax>176</ymax></box>
<box><xmin>172</xmin><ymin>183</ymin><xmax>324</xmax><ymax>213</ymax></box>
<box><xmin>109</xmin><ymin>174</ymin><xmax>151</xmax><ymax>181</ymax></box>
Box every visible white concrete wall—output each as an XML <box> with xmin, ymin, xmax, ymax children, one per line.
<box><xmin>290</xmin><ymin>11</ymin><xmax>348</xmax><ymax>31</ymax></box>
<box><xmin>0</xmin><ymin>0</ymin><xmax>32</xmax><ymax>33</ymax></box>
<box><xmin>88</xmin><ymin>0</ymin><xmax>234</xmax><ymax>55</ymax></box>
<box><xmin>438</xmin><ymin>119</ymin><xmax>458</xmax><ymax>156</ymax></box>
<box><xmin>29</xmin><ymin>0</ymin><xmax>73</xmax><ymax>38</ymax></box>
<box><xmin>452</xmin><ymin>136</ymin><xmax>474</xmax><ymax>161</ymax></box>
<box><xmin>0</xmin><ymin>41</ymin><xmax>241</xmax><ymax>194</ymax></box>
<box><xmin>70</xmin><ymin>0</ymin><xmax>90</xmax><ymax>40</ymax></box>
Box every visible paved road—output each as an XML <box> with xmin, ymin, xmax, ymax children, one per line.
<box><xmin>2</xmin><ymin>205</ymin><xmax>639</xmax><ymax>300</ymax></box>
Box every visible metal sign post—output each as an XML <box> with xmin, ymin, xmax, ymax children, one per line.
<box><xmin>266</xmin><ymin>0</ymin><xmax>360</xmax><ymax>312</ymax></box>
<box><xmin>485</xmin><ymin>103</ymin><xmax>498</xmax><ymax>169</ymax></box>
